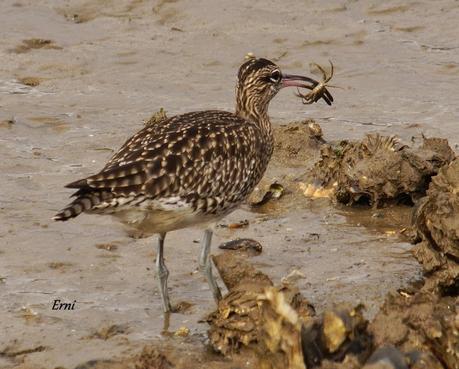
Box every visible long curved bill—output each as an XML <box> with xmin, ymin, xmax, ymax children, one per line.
<box><xmin>281</xmin><ymin>73</ymin><xmax>334</xmax><ymax>105</ymax></box>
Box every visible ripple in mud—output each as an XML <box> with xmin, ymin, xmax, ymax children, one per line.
<box><xmin>10</xmin><ymin>38</ymin><xmax>61</xmax><ymax>53</ymax></box>
<box><xmin>17</xmin><ymin>77</ymin><xmax>42</xmax><ymax>87</ymax></box>
<box><xmin>47</xmin><ymin>261</ymin><xmax>73</xmax><ymax>271</ymax></box>
<box><xmin>87</xmin><ymin>324</ymin><xmax>129</xmax><ymax>340</ymax></box>
<box><xmin>27</xmin><ymin>116</ymin><xmax>70</xmax><ymax>133</ymax></box>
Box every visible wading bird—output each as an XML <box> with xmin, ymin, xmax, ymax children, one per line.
<box><xmin>54</xmin><ymin>57</ymin><xmax>334</xmax><ymax>312</ymax></box>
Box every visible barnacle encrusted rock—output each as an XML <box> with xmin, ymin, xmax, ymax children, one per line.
<box><xmin>206</xmin><ymin>252</ymin><xmax>314</xmax><ymax>356</ymax></box>
<box><xmin>308</xmin><ymin>134</ymin><xmax>454</xmax><ymax>207</ymax></box>
<box><xmin>411</xmin><ymin>157</ymin><xmax>459</xmax><ymax>293</ymax></box>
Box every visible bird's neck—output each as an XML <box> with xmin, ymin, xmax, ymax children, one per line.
<box><xmin>235</xmin><ymin>94</ymin><xmax>273</xmax><ymax>138</ymax></box>
<box><xmin>235</xmin><ymin>104</ymin><xmax>274</xmax><ymax>162</ymax></box>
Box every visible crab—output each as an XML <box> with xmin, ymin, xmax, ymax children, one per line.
<box><xmin>296</xmin><ymin>60</ymin><xmax>336</xmax><ymax>105</ymax></box>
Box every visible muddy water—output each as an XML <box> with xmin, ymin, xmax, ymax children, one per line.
<box><xmin>0</xmin><ymin>0</ymin><xmax>458</xmax><ymax>368</ymax></box>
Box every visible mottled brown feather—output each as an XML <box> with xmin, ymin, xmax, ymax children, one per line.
<box><xmin>54</xmin><ymin>110</ymin><xmax>271</xmax><ymax>220</ymax></box>
<box><xmin>55</xmin><ymin>58</ymin><xmax>333</xmax><ymax>224</ymax></box>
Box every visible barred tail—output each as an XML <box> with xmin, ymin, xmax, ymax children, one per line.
<box><xmin>53</xmin><ymin>191</ymin><xmax>112</xmax><ymax>221</ymax></box>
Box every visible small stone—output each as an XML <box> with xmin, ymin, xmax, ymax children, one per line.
<box><xmin>174</xmin><ymin>326</ymin><xmax>190</xmax><ymax>337</ymax></box>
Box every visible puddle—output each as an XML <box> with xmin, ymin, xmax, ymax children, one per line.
<box><xmin>0</xmin><ymin>0</ymin><xmax>457</xmax><ymax>368</ymax></box>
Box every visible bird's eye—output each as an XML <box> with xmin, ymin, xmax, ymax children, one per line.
<box><xmin>269</xmin><ymin>70</ymin><xmax>281</xmax><ymax>83</ymax></box>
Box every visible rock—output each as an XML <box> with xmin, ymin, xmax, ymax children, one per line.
<box><xmin>135</xmin><ymin>346</ymin><xmax>173</xmax><ymax>369</ymax></box>
<box><xmin>207</xmin><ymin>252</ymin><xmax>313</xmax><ymax>356</ymax></box>
<box><xmin>218</xmin><ymin>238</ymin><xmax>263</xmax><ymax>256</ymax></box>
<box><xmin>412</xmin><ymin>158</ymin><xmax>459</xmax><ymax>294</ymax></box>
<box><xmin>363</xmin><ymin>345</ymin><xmax>408</xmax><ymax>369</ymax></box>
<box><xmin>370</xmin><ymin>289</ymin><xmax>457</xmax><ymax>369</ymax></box>
<box><xmin>301</xmin><ymin>305</ymin><xmax>373</xmax><ymax>368</ymax></box>
<box><xmin>308</xmin><ymin>134</ymin><xmax>454</xmax><ymax>207</ymax></box>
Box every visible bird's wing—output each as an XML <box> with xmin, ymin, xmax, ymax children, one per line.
<box><xmin>66</xmin><ymin>111</ymin><xmax>264</xmax><ymax>212</ymax></box>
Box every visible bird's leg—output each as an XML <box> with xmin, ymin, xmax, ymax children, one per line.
<box><xmin>156</xmin><ymin>232</ymin><xmax>172</xmax><ymax>313</ymax></box>
<box><xmin>199</xmin><ymin>229</ymin><xmax>222</xmax><ymax>302</ymax></box>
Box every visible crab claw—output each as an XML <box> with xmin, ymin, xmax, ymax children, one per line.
<box><xmin>282</xmin><ymin>73</ymin><xmax>334</xmax><ymax>105</ymax></box>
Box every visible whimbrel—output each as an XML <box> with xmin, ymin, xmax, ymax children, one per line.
<box><xmin>54</xmin><ymin>57</ymin><xmax>334</xmax><ymax>312</ymax></box>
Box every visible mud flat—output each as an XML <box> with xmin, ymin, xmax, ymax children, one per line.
<box><xmin>1</xmin><ymin>0</ymin><xmax>458</xmax><ymax>368</ymax></box>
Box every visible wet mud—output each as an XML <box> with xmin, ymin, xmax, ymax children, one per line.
<box><xmin>272</xmin><ymin>120</ymin><xmax>325</xmax><ymax>167</ymax></box>
<box><xmin>1</xmin><ymin>0</ymin><xmax>459</xmax><ymax>368</ymax></box>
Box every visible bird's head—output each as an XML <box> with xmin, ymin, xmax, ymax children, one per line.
<box><xmin>235</xmin><ymin>58</ymin><xmax>281</xmax><ymax>119</ymax></box>
<box><xmin>235</xmin><ymin>57</ymin><xmax>331</xmax><ymax>121</ymax></box>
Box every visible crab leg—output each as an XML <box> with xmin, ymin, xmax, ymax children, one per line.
<box><xmin>295</xmin><ymin>60</ymin><xmax>335</xmax><ymax>105</ymax></box>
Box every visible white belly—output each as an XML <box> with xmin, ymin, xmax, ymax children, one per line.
<box><xmin>111</xmin><ymin>199</ymin><xmax>231</xmax><ymax>237</ymax></box>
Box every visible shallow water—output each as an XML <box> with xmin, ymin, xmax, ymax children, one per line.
<box><xmin>0</xmin><ymin>0</ymin><xmax>457</xmax><ymax>368</ymax></box>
